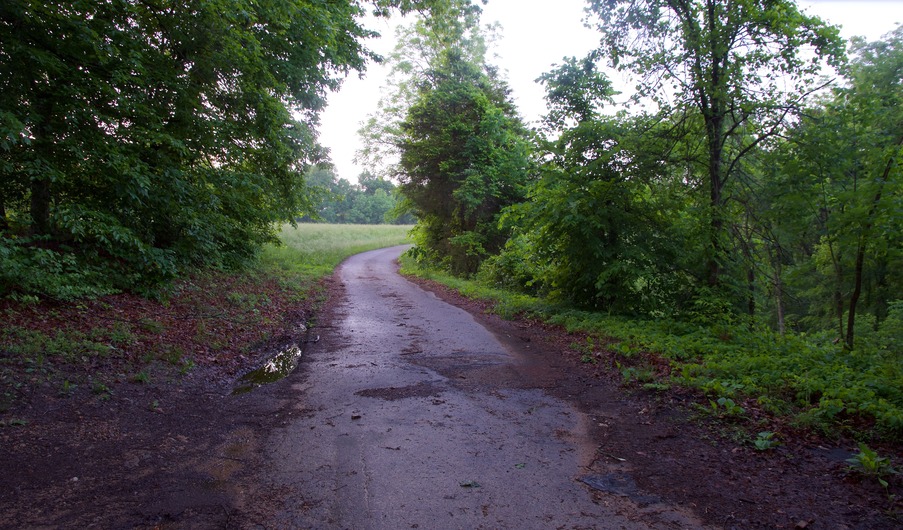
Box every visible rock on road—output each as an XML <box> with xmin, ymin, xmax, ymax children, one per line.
<box><xmin>261</xmin><ymin>246</ymin><xmax>704</xmax><ymax>529</ymax></box>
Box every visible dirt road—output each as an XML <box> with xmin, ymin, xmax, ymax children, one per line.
<box><xmin>4</xmin><ymin>245</ymin><xmax>893</xmax><ymax>528</ymax></box>
<box><xmin>258</xmin><ymin>246</ymin><xmax>704</xmax><ymax>529</ymax></box>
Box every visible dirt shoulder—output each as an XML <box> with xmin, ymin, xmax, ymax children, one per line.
<box><xmin>405</xmin><ymin>274</ymin><xmax>902</xmax><ymax>529</ymax></box>
<box><xmin>1</xmin><ymin>262</ymin><xmax>900</xmax><ymax>529</ymax></box>
<box><xmin>0</xmin><ymin>272</ymin><xmax>325</xmax><ymax>528</ymax></box>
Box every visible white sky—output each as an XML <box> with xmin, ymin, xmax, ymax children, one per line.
<box><xmin>319</xmin><ymin>0</ymin><xmax>903</xmax><ymax>182</ymax></box>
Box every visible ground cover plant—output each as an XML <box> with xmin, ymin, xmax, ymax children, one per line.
<box><xmin>400</xmin><ymin>256</ymin><xmax>903</xmax><ymax>448</ymax></box>
<box><xmin>0</xmin><ymin>224</ymin><xmax>411</xmax><ymax>412</ymax></box>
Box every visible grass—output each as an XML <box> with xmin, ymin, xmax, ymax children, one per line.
<box><xmin>0</xmin><ymin>223</ymin><xmax>412</xmax><ymax>410</ymax></box>
<box><xmin>260</xmin><ymin>223</ymin><xmax>413</xmax><ymax>280</ymax></box>
<box><xmin>399</xmin><ymin>255</ymin><xmax>903</xmax><ymax>444</ymax></box>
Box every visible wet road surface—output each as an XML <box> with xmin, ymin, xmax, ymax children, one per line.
<box><xmin>264</xmin><ymin>246</ymin><xmax>695</xmax><ymax>529</ymax></box>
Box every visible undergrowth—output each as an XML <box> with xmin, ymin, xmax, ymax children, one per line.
<box><xmin>400</xmin><ymin>255</ymin><xmax>903</xmax><ymax>444</ymax></box>
<box><xmin>1</xmin><ymin>224</ymin><xmax>412</xmax><ymax>409</ymax></box>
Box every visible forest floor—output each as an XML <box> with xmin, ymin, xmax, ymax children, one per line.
<box><xmin>0</xmin><ymin>260</ymin><xmax>901</xmax><ymax>528</ymax></box>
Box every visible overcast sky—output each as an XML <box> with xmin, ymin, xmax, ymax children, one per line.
<box><xmin>319</xmin><ymin>0</ymin><xmax>903</xmax><ymax>183</ymax></box>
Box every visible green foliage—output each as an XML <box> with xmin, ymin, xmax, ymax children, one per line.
<box><xmin>586</xmin><ymin>0</ymin><xmax>844</xmax><ymax>291</ymax></box>
<box><xmin>304</xmin><ymin>167</ymin><xmax>411</xmax><ymax>224</ymax></box>
<box><xmin>0</xmin><ymin>235</ymin><xmax>119</xmax><ymax>300</ymax></box>
<box><xmin>770</xmin><ymin>26</ymin><xmax>903</xmax><ymax>349</ymax></box>
<box><xmin>753</xmin><ymin>431</ymin><xmax>780</xmax><ymax>451</ymax></box>
<box><xmin>397</xmin><ymin>45</ymin><xmax>533</xmax><ymax>275</ymax></box>
<box><xmin>0</xmin><ymin>0</ymin><xmax>451</xmax><ymax>299</ymax></box>
<box><xmin>499</xmin><ymin>69</ymin><xmax>691</xmax><ymax>312</ymax></box>
<box><xmin>847</xmin><ymin>443</ymin><xmax>899</xmax><ymax>488</ymax></box>
<box><xmin>403</xmin><ymin>260</ymin><xmax>903</xmax><ymax>441</ymax></box>
<box><xmin>362</xmin><ymin>8</ymin><xmax>534</xmax><ymax>277</ymax></box>
<box><xmin>709</xmin><ymin>397</ymin><xmax>746</xmax><ymax>417</ymax></box>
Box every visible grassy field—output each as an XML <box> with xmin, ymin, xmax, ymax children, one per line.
<box><xmin>260</xmin><ymin>223</ymin><xmax>413</xmax><ymax>280</ymax></box>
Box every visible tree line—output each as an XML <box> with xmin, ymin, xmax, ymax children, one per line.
<box><xmin>371</xmin><ymin>0</ymin><xmax>901</xmax><ymax>355</ymax></box>
<box><xmin>303</xmin><ymin>166</ymin><xmax>413</xmax><ymax>225</ymax></box>
<box><xmin>0</xmin><ymin>0</ymin><xmax>444</xmax><ymax>299</ymax></box>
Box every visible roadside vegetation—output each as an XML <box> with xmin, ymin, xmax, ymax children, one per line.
<box><xmin>0</xmin><ymin>224</ymin><xmax>410</xmax><ymax>413</ymax></box>
<box><xmin>405</xmin><ymin>257</ymin><xmax>903</xmax><ymax>442</ymax></box>
<box><xmin>1</xmin><ymin>0</ymin><xmax>899</xmax><ymax>472</ymax></box>
<box><xmin>373</xmin><ymin>1</ymin><xmax>902</xmax><ymax>456</ymax></box>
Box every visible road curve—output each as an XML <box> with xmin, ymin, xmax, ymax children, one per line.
<box><xmin>265</xmin><ymin>246</ymin><xmax>674</xmax><ymax>529</ymax></box>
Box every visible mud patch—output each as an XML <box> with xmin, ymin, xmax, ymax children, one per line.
<box><xmin>580</xmin><ymin>473</ymin><xmax>659</xmax><ymax>505</ymax></box>
<box><xmin>355</xmin><ymin>382</ymin><xmax>443</xmax><ymax>401</ymax></box>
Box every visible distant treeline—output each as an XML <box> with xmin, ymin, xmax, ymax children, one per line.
<box><xmin>302</xmin><ymin>167</ymin><xmax>414</xmax><ymax>225</ymax></box>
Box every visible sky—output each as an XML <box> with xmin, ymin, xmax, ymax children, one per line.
<box><xmin>318</xmin><ymin>0</ymin><xmax>903</xmax><ymax>183</ymax></box>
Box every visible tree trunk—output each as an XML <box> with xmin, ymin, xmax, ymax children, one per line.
<box><xmin>0</xmin><ymin>192</ymin><xmax>8</xmax><ymax>231</ymax></box>
<box><xmin>843</xmin><ymin>135</ymin><xmax>901</xmax><ymax>350</ymax></box>
<box><xmin>774</xmin><ymin>273</ymin><xmax>785</xmax><ymax>334</ymax></box>
<box><xmin>704</xmin><ymin>109</ymin><xmax>725</xmax><ymax>288</ymax></box>
<box><xmin>30</xmin><ymin>95</ymin><xmax>54</xmax><ymax>235</ymax></box>
<box><xmin>747</xmin><ymin>266</ymin><xmax>755</xmax><ymax>317</ymax></box>
<box><xmin>30</xmin><ymin>178</ymin><xmax>52</xmax><ymax>235</ymax></box>
<box><xmin>845</xmin><ymin>238</ymin><xmax>865</xmax><ymax>350</ymax></box>
<box><xmin>769</xmin><ymin>244</ymin><xmax>786</xmax><ymax>334</ymax></box>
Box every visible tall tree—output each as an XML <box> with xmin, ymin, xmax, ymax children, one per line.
<box><xmin>496</xmin><ymin>56</ymin><xmax>688</xmax><ymax>312</ymax></box>
<box><xmin>357</xmin><ymin>0</ymin><xmax>493</xmax><ymax>176</ymax></box>
<box><xmin>397</xmin><ymin>48</ymin><xmax>532</xmax><ymax>274</ymax></box>
<box><xmin>0</xmin><ymin>0</ymin><xmax>452</xmax><ymax>296</ymax></box>
<box><xmin>775</xmin><ymin>26</ymin><xmax>903</xmax><ymax>348</ymax></box>
<box><xmin>587</xmin><ymin>0</ymin><xmax>844</xmax><ymax>289</ymax></box>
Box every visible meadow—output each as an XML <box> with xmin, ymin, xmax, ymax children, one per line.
<box><xmin>260</xmin><ymin>223</ymin><xmax>413</xmax><ymax>279</ymax></box>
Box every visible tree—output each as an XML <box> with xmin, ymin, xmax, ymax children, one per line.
<box><xmin>357</xmin><ymin>0</ymin><xmax>494</xmax><ymax>177</ymax></box>
<box><xmin>0</xmin><ymin>0</ymin><xmax>453</xmax><ymax>297</ymax></box>
<box><xmin>397</xmin><ymin>47</ymin><xmax>533</xmax><ymax>274</ymax></box>
<box><xmin>303</xmin><ymin>167</ymin><xmax>406</xmax><ymax>224</ymax></box>
<box><xmin>494</xmin><ymin>56</ymin><xmax>691</xmax><ymax>312</ymax></box>
<box><xmin>773</xmin><ymin>27</ymin><xmax>903</xmax><ymax>348</ymax></box>
<box><xmin>586</xmin><ymin>0</ymin><xmax>845</xmax><ymax>290</ymax></box>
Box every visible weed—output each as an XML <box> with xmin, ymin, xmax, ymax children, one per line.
<box><xmin>59</xmin><ymin>379</ymin><xmax>76</xmax><ymax>397</ymax></box>
<box><xmin>103</xmin><ymin>321</ymin><xmax>136</xmax><ymax>345</ymax></box>
<box><xmin>753</xmin><ymin>431</ymin><xmax>780</xmax><ymax>451</ymax></box>
<box><xmin>226</xmin><ymin>291</ymin><xmax>270</xmax><ymax>311</ymax></box>
<box><xmin>620</xmin><ymin>364</ymin><xmax>655</xmax><ymax>384</ymax></box>
<box><xmin>0</xmin><ymin>418</ymin><xmax>28</xmax><ymax>427</ymax></box>
<box><xmin>847</xmin><ymin>443</ymin><xmax>899</xmax><ymax>488</ymax></box>
<box><xmin>160</xmin><ymin>346</ymin><xmax>185</xmax><ymax>365</ymax></box>
<box><xmin>709</xmin><ymin>397</ymin><xmax>746</xmax><ymax>417</ymax></box>
<box><xmin>132</xmin><ymin>371</ymin><xmax>150</xmax><ymax>384</ymax></box>
<box><xmin>179</xmin><ymin>359</ymin><xmax>196</xmax><ymax>375</ymax></box>
<box><xmin>91</xmin><ymin>381</ymin><xmax>112</xmax><ymax>400</ymax></box>
<box><xmin>138</xmin><ymin>318</ymin><xmax>165</xmax><ymax>334</ymax></box>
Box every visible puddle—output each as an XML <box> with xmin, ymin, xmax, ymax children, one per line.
<box><xmin>355</xmin><ymin>382</ymin><xmax>443</xmax><ymax>401</ymax></box>
<box><xmin>232</xmin><ymin>344</ymin><xmax>303</xmax><ymax>395</ymax></box>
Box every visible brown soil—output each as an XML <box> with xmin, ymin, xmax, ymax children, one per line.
<box><xmin>0</xmin><ymin>271</ymin><xmax>321</xmax><ymax>528</ymax></box>
<box><xmin>1</xmin><ymin>265</ymin><xmax>900</xmax><ymax>529</ymax></box>
<box><xmin>407</xmin><ymin>276</ymin><xmax>903</xmax><ymax>530</ymax></box>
